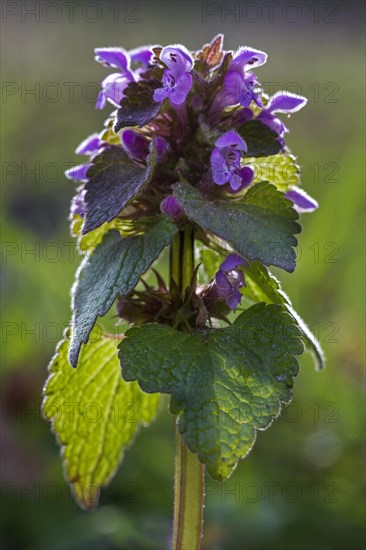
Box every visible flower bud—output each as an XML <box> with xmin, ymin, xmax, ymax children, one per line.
<box><xmin>160</xmin><ymin>195</ymin><xmax>183</xmax><ymax>220</ymax></box>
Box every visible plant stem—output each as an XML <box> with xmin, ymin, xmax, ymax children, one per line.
<box><xmin>170</xmin><ymin>226</ymin><xmax>205</xmax><ymax>550</ymax></box>
<box><xmin>172</xmin><ymin>429</ymin><xmax>205</xmax><ymax>550</ymax></box>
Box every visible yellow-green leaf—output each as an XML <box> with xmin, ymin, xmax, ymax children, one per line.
<box><xmin>71</xmin><ymin>215</ymin><xmax>130</xmax><ymax>254</ymax></box>
<box><xmin>247</xmin><ymin>152</ymin><xmax>300</xmax><ymax>191</ymax></box>
<box><xmin>42</xmin><ymin>328</ymin><xmax>159</xmax><ymax>509</ymax></box>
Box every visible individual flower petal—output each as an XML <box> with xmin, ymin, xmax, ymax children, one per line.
<box><xmin>155</xmin><ymin>70</ymin><xmax>193</xmax><ymax>106</ymax></box>
<box><xmin>267</xmin><ymin>92</ymin><xmax>307</xmax><ymax>114</ymax></box>
<box><xmin>96</xmin><ymin>91</ymin><xmax>106</xmax><ymax>110</ymax></box>
<box><xmin>121</xmin><ymin>129</ymin><xmax>150</xmax><ymax>161</ymax></box>
<box><xmin>160</xmin><ymin>45</ymin><xmax>193</xmax><ymax>74</ymax></box>
<box><xmin>257</xmin><ymin>111</ymin><xmax>285</xmax><ymax>135</ymax></box>
<box><xmin>230</xmin><ymin>47</ymin><xmax>268</xmax><ymax>72</ymax></box>
<box><xmin>160</xmin><ymin>195</ymin><xmax>182</xmax><ymax>220</ymax></box>
<box><xmin>210</xmin><ymin>149</ymin><xmax>230</xmax><ymax>185</ymax></box>
<box><xmin>169</xmin><ymin>72</ymin><xmax>193</xmax><ymax>105</ymax></box>
<box><xmin>221</xmin><ymin>71</ymin><xmax>244</xmax><ymax>106</ymax></box>
<box><xmin>227</xmin><ymin>166</ymin><xmax>254</xmax><ymax>193</ymax></box>
<box><xmin>153</xmin><ymin>87</ymin><xmax>169</xmax><ymax>103</ymax></box>
<box><xmin>130</xmin><ymin>46</ymin><xmax>153</xmax><ymax>66</ymax></box>
<box><xmin>215</xmin><ymin>269</ymin><xmax>232</xmax><ymax>295</ymax></box>
<box><xmin>223</xmin><ymin>71</ymin><xmax>260</xmax><ymax>108</ymax></box>
<box><xmin>244</xmin><ymin>72</ymin><xmax>263</xmax><ymax>107</ymax></box>
<box><xmin>220</xmin><ymin>253</ymin><xmax>248</xmax><ymax>271</ymax></box>
<box><xmin>238</xmin><ymin>166</ymin><xmax>254</xmax><ymax>185</ymax></box>
<box><xmin>65</xmin><ymin>163</ymin><xmax>92</xmax><ymax>182</ymax></box>
<box><xmin>229</xmin><ymin>173</ymin><xmax>243</xmax><ymax>191</ymax></box>
<box><xmin>215</xmin><ymin>131</ymin><xmax>247</xmax><ymax>151</ymax></box>
<box><xmin>75</xmin><ymin>133</ymin><xmax>104</xmax><ymax>156</ymax></box>
<box><xmin>96</xmin><ymin>73</ymin><xmax>132</xmax><ymax>109</ymax></box>
<box><xmin>226</xmin><ymin>291</ymin><xmax>243</xmax><ymax>310</ymax></box>
<box><xmin>286</xmin><ymin>187</ymin><xmax>318</xmax><ymax>213</ymax></box>
<box><xmin>94</xmin><ymin>47</ymin><xmax>130</xmax><ymax>72</ymax></box>
<box><xmin>176</xmin><ymin>72</ymin><xmax>193</xmax><ymax>94</ymax></box>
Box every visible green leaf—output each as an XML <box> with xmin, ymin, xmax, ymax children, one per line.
<box><xmin>243</xmin><ymin>262</ymin><xmax>325</xmax><ymax>370</ymax></box>
<box><xmin>43</xmin><ymin>328</ymin><xmax>159</xmax><ymax>509</ymax></box>
<box><xmin>198</xmin><ymin>246</ymin><xmax>222</xmax><ymax>281</ymax></box>
<box><xmin>173</xmin><ymin>181</ymin><xmax>300</xmax><ymax>272</ymax></box>
<box><xmin>243</xmin><ymin>261</ymin><xmax>290</xmax><ymax>305</ymax></box>
<box><xmin>83</xmin><ymin>144</ymin><xmax>156</xmax><ymax>234</ymax></box>
<box><xmin>114</xmin><ymin>67</ymin><xmax>164</xmax><ymax>131</ymax></box>
<box><xmin>72</xmin><ymin>216</ymin><xmax>129</xmax><ymax>254</ymax></box>
<box><xmin>119</xmin><ymin>303</ymin><xmax>304</xmax><ymax>480</ymax></box>
<box><xmin>69</xmin><ymin>215</ymin><xmax>177</xmax><ymax>367</ymax></box>
<box><xmin>237</xmin><ymin>120</ymin><xmax>281</xmax><ymax>157</ymax></box>
<box><xmin>247</xmin><ymin>152</ymin><xmax>301</xmax><ymax>191</ymax></box>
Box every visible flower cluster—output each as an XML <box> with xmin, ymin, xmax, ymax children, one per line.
<box><xmin>66</xmin><ymin>35</ymin><xmax>318</xmax><ymax>319</ymax></box>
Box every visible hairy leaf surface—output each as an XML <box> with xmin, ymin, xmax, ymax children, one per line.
<box><xmin>114</xmin><ymin>68</ymin><xmax>163</xmax><ymax>131</ymax></box>
<box><xmin>43</xmin><ymin>329</ymin><xmax>159</xmax><ymax>508</ymax></box>
<box><xmin>247</xmin><ymin>152</ymin><xmax>300</xmax><ymax>191</ymax></box>
<box><xmin>83</xmin><ymin>145</ymin><xmax>155</xmax><ymax>234</ymax></box>
<box><xmin>174</xmin><ymin>182</ymin><xmax>300</xmax><ymax>272</ymax></box>
<box><xmin>244</xmin><ymin>262</ymin><xmax>325</xmax><ymax>370</ymax></box>
<box><xmin>69</xmin><ymin>215</ymin><xmax>177</xmax><ymax>367</ymax></box>
<box><xmin>237</xmin><ymin>120</ymin><xmax>281</xmax><ymax>157</ymax></box>
<box><xmin>119</xmin><ymin>303</ymin><xmax>303</xmax><ymax>479</ymax></box>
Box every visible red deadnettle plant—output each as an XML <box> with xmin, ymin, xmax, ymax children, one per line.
<box><xmin>42</xmin><ymin>35</ymin><xmax>324</xmax><ymax>549</ymax></box>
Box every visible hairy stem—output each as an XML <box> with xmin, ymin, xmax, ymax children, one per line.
<box><xmin>170</xmin><ymin>226</ymin><xmax>205</xmax><ymax>550</ymax></box>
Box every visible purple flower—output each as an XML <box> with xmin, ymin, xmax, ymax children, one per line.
<box><xmin>121</xmin><ymin>129</ymin><xmax>150</xmax><ymax>161</ymax></box>
<box><xmin>220</xmin><ymin>47</ymin><xmax>267</xmax><ymax>109</ymax></box>
<box><xmin>153</xmin><ymin>46</ymin><xmax>193</xmax><ymax>106</ymax></box>
<box><xmin>129</xmin><ymin>46</ymin><xmax>153</xmax><ymax>67</ymax></box>
<box><xmin>75</xmin><ymin>133</ymin><xmax>104</xmax><ymax>156</ymax></box>
<box><xmin>95</xmin><ymin>47</ymin><xmax>131</xmax><ymax>72</ymax></box>
<box><xmin>153</xmin><ymin>72</ymin><xmax>193</xmax><ymax>106</ymax></box>
<box><xmin>266</xmin><ymin>92</ymin><xmax>307</xmax><ymax>114</ymax></box>
<box><xmin>65</xmin><ymin>163</ymin><xmax>93</xmax><ymax>182</ymax></box>
<box><xmin>94</xmin><ymin>46</ymin><xmax>154</xmax><ymax>109</ymax></box>
<box><xmin>222</xmin><ymin>70</ymin><xmax>262</xmax><ymax>108</ymax></box>
<box><xmin>95</xmin><ymin>46</ymin><xmax>153</xmax><ymax>70</ymax></box>
<box><xmin>160</xmin><ymin>46</ymin><xmax>193</xmax><ymax>74</ymax></box>
<box><xmin>286</xmin><ymin>187</ymin><xmax>318</xmax><ymax>213</ymax></box>
<box><xmin>70</xmin><ymin>189</ymin><xmax>87</xmax><ymax>218</ymax></box>
<box><xmin>257</xmin><ymin>92</ymin><xmax>307</xmax><ymax>150</ymax></box>
<box><xmin>160</xmin><ymin>195</ymin><xmax>182</xmax><ymax>220</ymax></box>
<box><xmin>96</xmin><ymin>73</ymin><xmax>133</xmax><ymax>110</ymax></box>
<box><xmin>230</xmin><ymin>47</ymin><xmax>268</xmax><ymax>72</ymax></box>
<box><xmin>210</xmin><ymin>131</ymin><xmax>254</xmax><ymax>192</ymax></box>
<box><xmin>65</xmin><ymin>133</ymin><xmax>106</xmax><ymax>183</ymax></box>
<box><xmin>215</xmin><ymin>254</ymin><xmax>248</xmax><ymax>310</ymax></box>
<box><xmin>226</xmin><ymin>166</ymin><xmax>254</xmax><ymax>193</ymax></box>
<box><xmin>121</xmin><ymin>131</ymin><xmax>169</xmax><ymax>162</ymax></box>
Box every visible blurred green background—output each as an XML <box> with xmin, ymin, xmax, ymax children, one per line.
<box><xmin>1</xmin><ymin>1</ymin><xmax>365</xmax><ymax>549</ymax></box>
